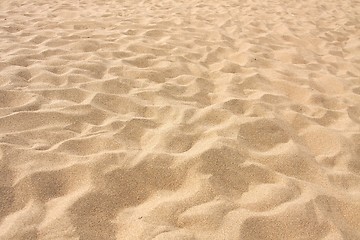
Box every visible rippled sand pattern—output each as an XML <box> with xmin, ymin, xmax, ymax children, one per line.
<box><xmin>1</xmin><ymin>0</ymin><xmax>360</xmax><ymax>239</ymax></box>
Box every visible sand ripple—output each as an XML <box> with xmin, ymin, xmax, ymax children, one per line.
<box><xmin>0</xmin><ymin>0</ymin><xmax>360</xmax><ymax>239</ymax></box>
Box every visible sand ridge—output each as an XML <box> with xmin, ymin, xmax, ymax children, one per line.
<box><xmin>0</xmin><ymin>0</ymin><xmax>360</xmax><ymax>239</ymax></box>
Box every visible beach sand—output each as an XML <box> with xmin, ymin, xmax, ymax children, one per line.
<box><xmin>0</xmin><ymin>0</ymin><xmax>360</xmax><ymax>239</ymax></box>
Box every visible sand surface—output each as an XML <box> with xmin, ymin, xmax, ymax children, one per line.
<box><xmin>1</xmin><ymin>0</ymin><xmax>360</xmax><ymax>239</ymax></box>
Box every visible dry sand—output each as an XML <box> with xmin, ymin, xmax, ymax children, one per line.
<box><xmin>1</xmin><ymin>0</ymin><xmax>360</xmax><ymax>239</ymax></box>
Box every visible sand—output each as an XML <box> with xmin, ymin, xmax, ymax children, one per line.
<box><xmin>0</xmin><ymin>0</ymin><xmax>360</xmax><ymax>239</ymax></box>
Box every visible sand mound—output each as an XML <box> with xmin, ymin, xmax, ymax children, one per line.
<box><xmin>1</xmin><ymin>0</ymin><xmax>360</xmax><ymax>239</ymax></box>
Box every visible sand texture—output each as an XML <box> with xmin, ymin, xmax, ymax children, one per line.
<box><xmin>1</xmin><ymin>0</ymin><xmax>360</xmax><ymax>239</ymax></box>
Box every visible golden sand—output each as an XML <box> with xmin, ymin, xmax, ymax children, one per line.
<box><xmin>0</xmin><ymin>0</ymin><xmax>360</xmax><ymax>239</ymax></box>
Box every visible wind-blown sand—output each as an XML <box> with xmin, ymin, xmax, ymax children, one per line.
<box><xmin>0</xmin><ymin>0</ymin><xmax>360</xmax><ymax>239</ymax></box>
